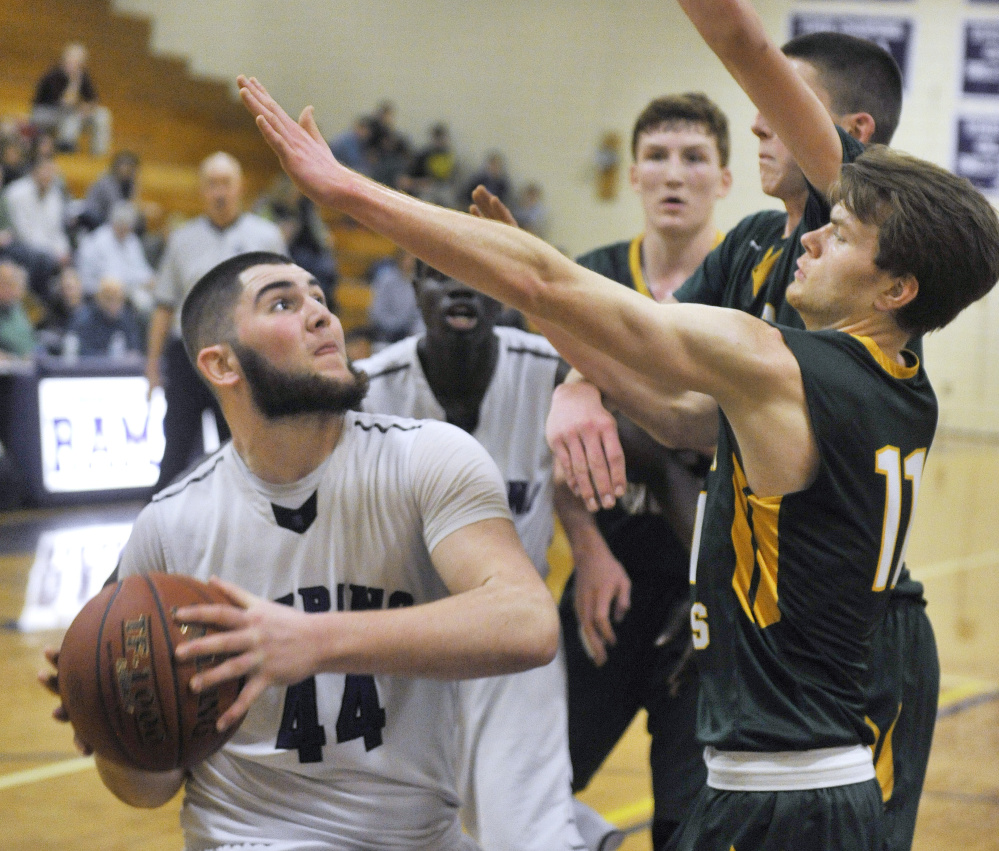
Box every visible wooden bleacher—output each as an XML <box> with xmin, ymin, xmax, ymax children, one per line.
<box><xmin>0</xmin><ymin>0</ymin><xmax>395</xmax><ymax>330</ymax></box>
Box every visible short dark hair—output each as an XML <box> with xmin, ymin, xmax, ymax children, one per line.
<box><xmin>832</xmin><ymin>145</ymin><xmax>999</xmax><ymax>335</ymax></box>
<box><xmin>180</xmin><ymin>251</ymin><xmax>294</xmax><ymax>366</ymax></box>
<box><xmin>782</xmin><ymin>32</ymin><xmax>903</xmax><ymax>146</ymax></box>
<box><xmin>631</xmin><ymin>93</ymin><xmax>730</xmax><ymax>166</ymax></box>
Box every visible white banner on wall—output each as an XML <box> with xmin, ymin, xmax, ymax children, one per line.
<box><xmin>37</xmin><ymin>377</ymin><xmax>166</xmax><ymax>493</ymax></box>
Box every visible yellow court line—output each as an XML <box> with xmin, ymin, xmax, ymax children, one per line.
<box><xmin>604</xmin><ymin>796</ymin><xmax>654</xmax><ymax>829</ymax></box>
<box><xmin>0</xmin><ymin>756</ymin><xmax>94</xmax><ymax>791</ymax></box>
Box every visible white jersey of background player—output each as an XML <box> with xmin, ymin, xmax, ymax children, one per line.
<box><xmin>357</xmin><ymin>263</ymin><xmax>587</xmax><ymax>851</ymax></box>
<box><xmin>43</xmin><ymin>253</ymin><xmax>559</xmax><ymax>851</ymax></box>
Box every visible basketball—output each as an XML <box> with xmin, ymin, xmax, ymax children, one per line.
<box><xmin>58</xmin><ymin>572</ymin><xmax>242</xmax><ymax>772</ymax></box>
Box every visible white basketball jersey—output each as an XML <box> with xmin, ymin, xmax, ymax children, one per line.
<box><xmin>118</xmin><ymin>411</ymin><xmax>510</xmax><ymax>850</ymax></box>
<box><xmin>358</xmin><ymin>327</ymin><xmax>561</xmax><ymax>576</ymax></box>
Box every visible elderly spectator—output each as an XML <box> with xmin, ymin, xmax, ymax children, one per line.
<box><xmin>76</xmin><ymin>201</ymin><xmax>155</xmax><ymax>313</ymax></box>
<box><xmin>146</xmin><ymin>151</ymin><xmax>285</xmax><ymax>492</ymax></box>
<box><xmin>0</xmin><ymin>260</ymin><xmax>35</xmax><ymax>359</ymax></box>
<box><xmin>31</xmin><ymin>43</ymin><xmax>111</xmax><ymax>156</ymax></box>
<box><xmin>2</xmin><ymin>148</ymin><xmax>71</xmax><ymax>271</ymax></box>
<box><xmin>68</xmin><ymin>276</ymin><xmax>142</xmax><ymax>358</ymax></box>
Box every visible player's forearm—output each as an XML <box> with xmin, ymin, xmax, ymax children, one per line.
<box><xmin>554</xmin><ymin>482</ymin><xmax>609</xmax><ymax>561</ymax></box>
<box><xmin>95</xmin><ymin>755</ymin><xmax>183</xmax><ymax>808</ymax></box>
<box><xmin>305</xmin><ymin>580</ymin><xmax>559</xmax><ymax>680</ymax></box>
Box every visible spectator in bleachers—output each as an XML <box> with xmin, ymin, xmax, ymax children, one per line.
<box><xmin>405</xmin><ymin>122</ymin><xmax>460</xmax><ymax>208</ymax></box>
<box><xmin>67</xmin><ymin>276</ymin><xmax>142</xmax><ymax>358</ymax></box>
<box><xmin>367</xmin><ymin>248</ymin><xmax>424</xmax><ymax>349</ymax></box>
<box><xmin>512</xmin><ymin>182</ymin><xmax>549</xmax><ymax>240</ymax></box>
<box><xmin>254</xmin><ymin>173</ymin><xmax>339</xmax><ymax>308</ymax></box>
<box><xmin>77</xmin><ymin>150</ymin><xmax>157</xmax><ymax>233</ymax></box>
<box><xmin>328</xmin><ymin>116</ymin><xmax>374</xmax><ymax>176</ymax></box>
<box><xmin>76</xmin><ymin>200</ymin><xmax>155</xmax><ymax>314</ymax></box>
<box><xmin>35</xmin><ymin>265</ymin><xmax>84</xmax><ymax>354</ymax></box>
<box><xmin>367</xmin><ymin>100</ymin><xmax>412</xmax><ymax>190</ymax></box>
<box><xmin>0</xmin><ymin>132</ymin><xmax>30</xmax><ymax>189</ymax></box>
<box><xmin>0</xmin><ymin>260</ymin><xmax>35</xmax><ymax>359</ymax></box>
<box><xmin>462</xmin><ymin>150</ymin><xmax>510</xmax><ymax>209</ymax></box>
<box><xmin>31</xmin><ymin>43</ymin><xmax>111</xmax><ymax>156</ymax></box>
<box><xmin>1</xmin><ymin>147</ymin><xmax>71</xmax><ymax>280</ymax></box>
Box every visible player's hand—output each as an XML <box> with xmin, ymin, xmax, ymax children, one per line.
<box><xmin>173</xmin><ymin>577</ymin><xmax>320</xmax><ymax>731</ymax></box>
<box><xmin>547</xmin><ymin>379</ymin><xmax>626</xmax><ymax>511</ymax></box>
<box><xmin>469</xmin><ymin>185</ymin><xmax>519</xmax><ymax>227</ymax></box>
<box><xmin>238</xmin><ymin>75</ymin><xmax>346</xmax><ymax>209</ymax></box>
<box><xmin>38</xmin><ymin>647</ymin><xmax>94</xmax><ymax>755</ymax></box>
<box><xmin>573</xmin><ymin>543</ymin><xmax>630</xmax><ymax>667</ymax></box>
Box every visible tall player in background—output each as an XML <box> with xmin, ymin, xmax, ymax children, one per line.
<box><xmin>542</xmin><ymin>93</ymin><xmax>732</xmax><ymax>848</ymax></box>
<box><xmin>357</xmin><ymin>259</ymin><xmax>593</xmax><ymax>851</ymax></box>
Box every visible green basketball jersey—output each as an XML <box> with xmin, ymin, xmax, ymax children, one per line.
<box><xmin>690</xmin><ymin>329</ymin><xmax>937</xmax><ymax>752</ymax></box>
<box><xmin>674</xmin><ymin>128</ymin><xmax>924</xmax><ymax>602</ymax></box>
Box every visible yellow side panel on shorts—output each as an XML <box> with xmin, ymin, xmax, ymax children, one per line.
<box><xmin>730</xmin><ymin>455</ymin><xmax>782</xmax><ymax>628</ymax></box>
<box><xmin>865</xmin><ymin>705</ymin><xmax>901</xmax><ymax>803</ymax></box>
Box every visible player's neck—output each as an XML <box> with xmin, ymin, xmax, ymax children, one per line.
<box><xmin>782</xmin><ymin>191</ymin><xmax>809</xmax><ymax>238</ymax></box>
<box><xmin>642</xmin><ymin>223</ymin><xmax>717</xmax><ymax>302</ymax></box>
<box><xmin>809</xmin><ymin>313</ymin><xmax>911</xmax><ymax>365</ymax></box>
<box><xmin>417</xmin><ymin>332</ymin><xmax>498</xmax><ymax>433</ymax></box>
<box><xmin>232</xmin><ymin>411</ymin><xmax>346</xmax><ymax>484</ymax></box>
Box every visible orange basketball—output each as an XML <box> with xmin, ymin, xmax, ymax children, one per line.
<box><xmin>58</xmin><ymin>572</ymin><xmax>242</xmax><ymax>771</ymax></box>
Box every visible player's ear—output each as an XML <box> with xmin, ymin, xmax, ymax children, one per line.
<box><xmin>877</xmin><ymin>273</ymin><xmax>918</xmax><ymax>313</ymax></box>
<box><xmin>717</xmin><ymin>166</ymin><xmax>733</xmax><ymax>199</ymax></box>
<box><xmin>840</xmin><ymin>112</ymin><xmax>876</xmax><ymax>145</ymax></box>
<box><xmin>628</xmin><ymin>160</ymin><xmax>642</xmax><ymax>193</ymax></box>
<box><xmin>197</xmin><ymin>343</ymin><xmax>240</xmax><ymax>390</ymax></box>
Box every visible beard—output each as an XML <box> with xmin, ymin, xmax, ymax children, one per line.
<box><xmin>231</xmin><ymin>342</ymin><xmax>369</xmax><ymax>419</ymax></box>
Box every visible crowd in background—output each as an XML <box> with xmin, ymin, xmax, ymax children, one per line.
<box><xmin>0</xmin><ymin>74</ymin><xmax>550</xmax><ymax>369</ymax></box>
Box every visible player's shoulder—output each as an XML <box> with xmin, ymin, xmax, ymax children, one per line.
<box><xmin>726</xmin><ymin>208</ymin><xmax>788</xmax><ymax>242</ymax></box>
<box><xmin>151</xmin><ymin>444</ymin><xmax>231</xmax><ymax>506</ymax></box>
<box><xmin>165</xmin><ymin>214</ymin><xmax>210</xmax><ymax>244</ymax></box>
<box><xmin>344</xmin><ymin>409</ymin><xmax>487</xmax><ymax>468</ymax></box>
<box><xmin>354</xmin><ymin>335</ymin><xmax>419</xmax><ymax>381</ymax></box>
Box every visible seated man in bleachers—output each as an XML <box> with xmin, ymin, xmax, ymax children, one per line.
<box><xmin>0</xmin><ymin>260</ymin><xmax>36</xmax><ymax>360</ymax></box>
<box><xmin>2</xmin><ymin>146</ymin><xmax>72</xmax><ymax>285</ymax></box>
<box><xmin>67</xmin><ymin>276</ymin><xmax>142</xmax><ymax>358</ymax></box>
<box><xmin>31</xmin><ymin>43</ymin><xmax>111</xmax><ymax>156</ymax></box>
<box><xmin>76</xmin><ymin>201</ymin><xmax>155</xmax><ymax>314</ymax></box>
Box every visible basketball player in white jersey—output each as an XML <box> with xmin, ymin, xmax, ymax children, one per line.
<box><xmin>43</xmin><ymin>251</ymin><xmax>559</xmax><ymax>851</ymax></box>
<box><xmin>356</xmin><ymin>260</ymin><xmax>590</xmax><ymax>851</ymax></box>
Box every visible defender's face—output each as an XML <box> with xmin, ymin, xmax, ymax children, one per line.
<box><xmin>752</xmin><ymin>59</ymin><xmax>837</xmax><ymax>203</ymax></box>
<box><xmin>790</xmin><ymin>203</ymin><xmax>894</xmax><ymax>329</ymax></box>
<box><xmin>630</xmin><ymin>121</ymin><xmax>731</xmax><ymax>237</ymax></box>
<box><xmin>233</xmin><ymin>263</ymin><xmax>351</xmax><ymax>383</ymax></box>
<box><xmin>415</xmin><ymin>272</ymin><xmax>502</xmax><ymax>347</ymax></box>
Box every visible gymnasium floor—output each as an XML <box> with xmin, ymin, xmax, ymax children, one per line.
<box><xmin>1</xmin><ymin>433</ymin><xmax>997</xmax><ymax>850</ymax></box>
